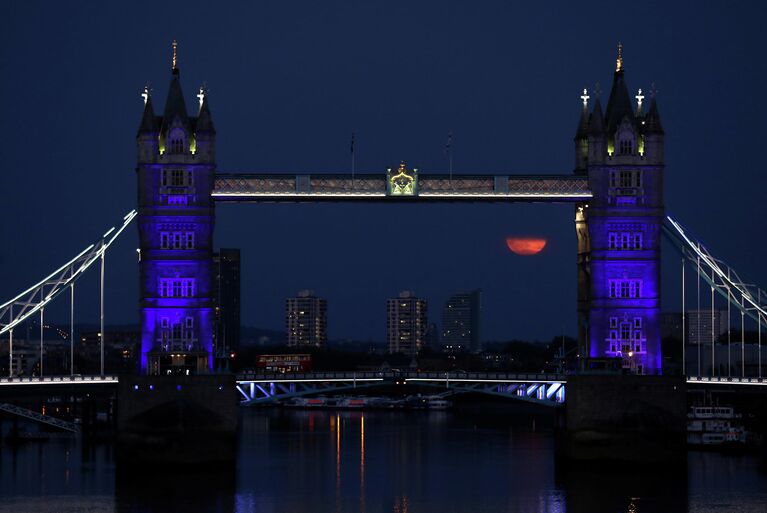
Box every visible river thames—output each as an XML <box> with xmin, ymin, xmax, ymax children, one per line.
<box><xmin>1</xmin><ymin>408</ymin><xmax>766</xmax><ymax>513</ymax></box>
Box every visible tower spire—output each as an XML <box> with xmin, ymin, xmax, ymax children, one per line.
<box><xmin>172</xmin><ymin>40</ymin><xmax>178</xmax><ymax>72</ymax></box>
<box><xmin>616</xmin><ymin>42</ymin><xmax>623</xmax><ymax>72</ymax></box>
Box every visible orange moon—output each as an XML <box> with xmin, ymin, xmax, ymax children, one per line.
<box><xmin>506</xmin><ymin>237</ymin><xmax>547</xmax><ymax>256</ymax></box>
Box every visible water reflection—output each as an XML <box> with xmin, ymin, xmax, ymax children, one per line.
<box><xmin>1</xmin><ymin>410</ymin><xmax>766</xmax><ymax>513</ymax></box>
<box><xmin>115</xmin><ymin>465</ymin><xmax>235</xmax><ymax>513</ymax></box>
<box><xmin>556</xmin><ymin>458</ymin><xmax>688</xmax><ymax>513</ymax></box>
<box><xmin>236</xmin><ymin>409</ymin><xmax>566</xmax><ymax>513</ymax></box>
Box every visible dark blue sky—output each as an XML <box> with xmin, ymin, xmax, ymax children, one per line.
<box><xmin>1</xmin><ymin>1</ymin><xmax>765</xmax><ymax>342</ymax></box>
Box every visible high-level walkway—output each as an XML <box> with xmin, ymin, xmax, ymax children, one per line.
<box><xmin>212</xmin><ymin>173</ymin><xmax>591</xmax><ymax>202</ymax></box>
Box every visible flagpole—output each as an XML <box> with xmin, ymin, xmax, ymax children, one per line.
<box><xmin>350</xmin><ymin>131</ymin><xmax>355</xmax><ymax>190</ymax></box>
<box><xmin>446</xmin><ymin>131</ymin><xmax>453</xmax><ymax>189</ymax></box>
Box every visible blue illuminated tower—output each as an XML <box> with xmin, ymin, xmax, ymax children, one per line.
<box><xmin>574</xmin><ymin>45</ymin><xmax>665</xmax><ymax>374</ymax></box>
<box><xmin>136</xmin><ymin>45</ymin><xmax>216</xmax><ymax>375</ymax></box>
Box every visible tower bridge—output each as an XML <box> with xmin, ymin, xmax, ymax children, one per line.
<box><xmin>131</xmin><ymin>42</ymin><xmax>665</xmax><ymax>378</ymax></box>
<box><xmin>1</xmin><ymin>45</ymin><xmax>766</xmax><ymax>406</ymax></box>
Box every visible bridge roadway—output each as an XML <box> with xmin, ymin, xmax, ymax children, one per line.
<box><xmin>0</xmin><ymin>373</ymin><xmax>764</xmax><ymax>402</ymax></box>
<box><xmin>212</xmin><ymin>173</ymin><xmax>592</xmax><ymax>202</ymax></box>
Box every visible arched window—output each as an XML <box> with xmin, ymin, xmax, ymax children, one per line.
<box><xmin>168</xmin><ymin>128</ymin><xmax>186</xmax><ymax>154</ymax></box>
<box><xmin>614</xmin><ymin>120</ymin><xmax>636</xmax><ymax>157</ymax></box>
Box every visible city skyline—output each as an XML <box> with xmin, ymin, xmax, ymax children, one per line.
<box><xmin>1</xmin><ymin>4</ymin><xmax>766</xmax><ymax>511</ymax></box>
<box><xmin>2</xmin><ymin>2</ymin><xmax>765</xmax><ymax>344</ymax></box>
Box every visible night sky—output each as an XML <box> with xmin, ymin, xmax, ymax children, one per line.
<box><xmin>1</xmin><ymin>1</ymin><xmax>765</xmax><ymax>343</ymax></box>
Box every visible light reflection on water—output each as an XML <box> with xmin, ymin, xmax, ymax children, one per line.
<box><xmin>0</xmin><ymin>409</ymin><xmax>766</xmax><ymax>513</ymax></box>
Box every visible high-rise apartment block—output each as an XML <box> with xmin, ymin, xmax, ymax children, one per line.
<box><xmin>213</xmin><ymin>248</ymin><xmax>241</xmax><ymax>367</ymax></box>
<box><xmin>286</xmin><ymin>290</ymin><xmax>327</xmax><ymax>349</ymax></box>
<box><xmin>387</xmin><ymin>291</ymin><xmax>427</xmax><ymax>356</ymax></box>
<box><xmin>441</xmin><ymin>289</ymin><xmax>481</xmax><ymax>353</ymax></box>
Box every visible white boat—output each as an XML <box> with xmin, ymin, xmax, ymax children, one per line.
<box><xmin>687</xmin><ymin>406</ymin><xmax>746</xmax><ymax>447</ymax></box>
<box><xmin>405</xmin><ymin>395</ymin><xmax>452</xmax><ymax>410</ymax></box>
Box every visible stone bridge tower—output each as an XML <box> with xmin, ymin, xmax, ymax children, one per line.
<box><xmin>574</xmin><ymin>46</ymin><xmax>665</xmax><ymax>374</ymax></box>
<box><xmin>136</xmin><ymin>44</ymin><xmax>216</xmax><ymax>375</ymax></box>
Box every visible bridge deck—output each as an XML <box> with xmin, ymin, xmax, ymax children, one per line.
<box><xmin>0</xmin><ymin>375</ymin><xmax>119</xmax><ymax>386</ymax></box>
<box><xmin>235</xmin><ymin>371</ymin><xmax>567</xmax><ymax>382</ymax></box>
<box><xmin>212</xmin><ymin>174</ymin><xmax>591</xmax><ymax>202</ymax></box>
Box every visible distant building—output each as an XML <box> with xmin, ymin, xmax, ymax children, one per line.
<box><xmin>286</xmin><ymin>290</ymin><xmax>327</xmax><ymax>349</ymax></box>
<box><xmin>9</xmin><ymin>347</ymin><xmax>40</xmax><ymax>376</ymax></box>
<box><xmin>686</xmin><ymin>310</ymin><xmax>728</xmax><ymax>346</ymax></box>
<box><xmin>213</xmin><ymin>249</ymin><xmax>241</xmax><ymax>365</ymax></box>
<box><xmin>663</xmin><ymin>310</ymin><xmax>728</xmax><ymax>345</ymax></box>
<box><xmin>80</xmin><ymin>329</ymin><xmax>139</xmax><ymax>373</ymax></box>
<box><xmin>425</xmin><ymin>323</ymin><xmax>440</xmax><ymax>351</ymax></box>
<box><xmin>387</xmin><ymin>291</ymin><xmax>427</xmax><ymax>356</ymax></box>
<box><xmin>441</xmin><ymin>289</ymin><xmax>481</xmax><ymax>353</ymax></box>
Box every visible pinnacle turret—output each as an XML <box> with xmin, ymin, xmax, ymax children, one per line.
<box><xmin>137</xmin><ymin>89</ymin><xmax>158</xmax><ymax>134</ymax></box>
<box><xmin>161</xmin><ymin>71</ymin><xmax>189</xmax><ymax>131</ymax></box>
<box><xmin>643</xmin><ymin>97</ymin><xmax>664</xmax><ymax>134</ymax></box>
<box><xmin>574</xmin><ymin>89</ymin><xmax>590</xmax><ymax>140</ymax></box>
<box><xmin>588</xmin><ymin>99</ymin><xmax>605</xmax><ymax>135</ymax></box>
<box><xmin>604</xmin><ymin>68</ymin><xmax>635</xmax><ymax>134</ymax></box>
<box><xmin>196</xmin><ymin>93</ymin><xmax>215</xmax><ymax>133</ymax></box>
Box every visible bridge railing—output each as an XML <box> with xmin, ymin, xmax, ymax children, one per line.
<box><xmin>212</xmin><ymin>174</ymin><xmax>592</xmax><ymax>201</ymax></box>
<box><xmin>236</xmin><ymin>371</ymin><xmax>565</xmax><ymax>382</ymax></box>
<box><xmin>0</xmin><ymin>375</ymin><xmax>119</xmax><ymax>386</ymax></box>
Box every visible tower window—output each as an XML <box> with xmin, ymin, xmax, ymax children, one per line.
<box><xmin>158</xmin><ymin>278</ymin><xmax>196</xmax><ymax>298</ymax></box>
<box><xmin>160</xmin><ymin>231</ymin><xmax>195</xmax><ymax>250</ymax></box>
<box><xmin>620</xmin><ymin>324</ymin><xmax>631</xmax><ymax>342</ymax></box>
<box><xmin>619</xmin><ymin>139</ymin><xmax>633</xmax><ymax>155</ymax></box>
<box><xmin>162</xmin><ymin>169</ymin><xmax>191</xmax><ymax>187</ymax></box>
<box><xmin>607</xmin><ymin>231</ymin><xmax>643</xmax><ymax>250</ymax></box>
<box><xmin>608</xmin><ymin>279</ymin><xmax>643</xmax><ymax>299</ymax></box>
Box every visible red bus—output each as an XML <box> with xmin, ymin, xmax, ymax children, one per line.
<box><xmin>256</xmin><ymin>354</ymin><xmax>312</xmax><ymax>373</ymax></box>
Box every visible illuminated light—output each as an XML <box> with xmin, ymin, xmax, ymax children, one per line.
<box><xmin>197</xmin><ymin>86</ymin><xmax>205</xmax><ymax>110</ymax></box>
<box><xmin>172</xmin><ymin>40</ymin><xmax>178</xmax><ymax>70</ymax></box>
<box><xmin>580</xmin><ymin>88</ymin><xmax>589</xmax><ymax>108</ymax></box>
<box><xmin>212</xmin><ymin>192</ymin><xmax>593</xmax><ymax>199</ymax></box>
<box><xmin>189</xmin><ymin>135</ymin><xmax>196</xmax><ymax>155</ymax></box>
<box><xmin>141</xmin><ymin>85</ymin><xmax>150</xmax><ymax>106</ymax></box>
<box><xmin>149</xmin><ymin>384</ymin><xmax>154</xmax><ymax>391</ymax></box>
<box><xmin>176</xmin><ymin>384</ymin><xmax>182</xmax><ymax>391</ymax></box>
<box><xmin>616</xmin><ymin>42</ymin><xmax>623</xmax><ymax>72</ymax></box>
<box><xmin>387</xmin><ymin>162</ymin><xmax>417</xmax><ymax>196</ymax></box>
<box><xmin>133</xmin><ymin>385</ymin><xmax>139</xmax><ymax>391</ymax></box>
<box><xmin>236</xmin><ymin>378</ymin><xmax>383</xmax><ymax>384</ymax></box>
<box><xmin>635</xmin><ymin>88</ymin><xmax>644</xmax><ymax>110</ymax></box>
<box><xmin>506</xmin><ymin>237</ymin><xmax>547</xmax><ymax>256</ymax></box>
